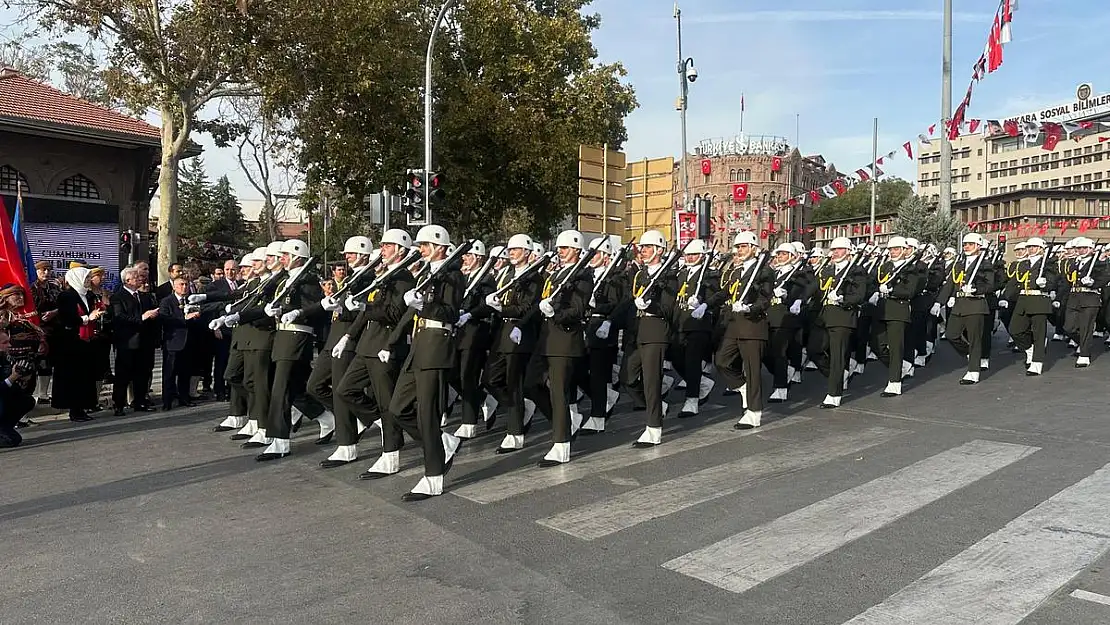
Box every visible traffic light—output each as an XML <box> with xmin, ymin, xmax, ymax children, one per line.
<box><xmin>404</xmin><ymin>168</ymin><xmax>427</xmax><ymax>226</ymax></box>
<box><xmin>428</xmin><ymin>171</ymin><xmax>445</xmax><ymax>203</ymax></box>
<box><xmin>120</xmin><ymin>230</ymin><xmax>133</xmax><ymax>253</ymax></box>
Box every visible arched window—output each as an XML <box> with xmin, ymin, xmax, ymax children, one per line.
<box><xmin>745</xmin><ymin>169</ymin><xmax>752</xmax><ymax>181</ymax></box>
<box><xmin>729</xmin><ymin>169</ymin><xmax>736</xmax><ymax>182</ymax></box>
<box><xmin>57</xmin><ymin>174</ymin><xmax>100</xmax><ymax>200</ymax></box>
<box><xmin>769</xmin><ymin>191</ymin><xmax>777</xmax><ymax>205</ymax></box>
<box><xmin>0</xmin><ymin>165</ymin><xmax>29</xmax><ymax>193</ymax></box>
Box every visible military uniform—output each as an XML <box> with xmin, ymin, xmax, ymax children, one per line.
<box><xmin>870</xmin><ymin>251</ymin><xmax>923</xmax><ymax>395</ymax></box>
<box><xmin>623</xmin><ymin>258</ymin><xmax>678</xmax><ymax>442</ymax></box>
<box><xmin>1002</xmin><ymin>247</ymin><xmax>1061</xmax><ymax>374</ymax></box>
<box><xmin>670</xmin><ymin>258</ymin><xmax>719</xmax><ymax>417</ymax></box>
<box><xmin>579</xmin><ymin>256</ymin><xmax>628</xmax><ymax>432</ymax></box>
<box><xmin>807</xmin><ymin>252</ymin><xmax>868</xmax><ymax>407</ymax></box>
<box><xmin>712</xmin><ymin>255</ymin><xmax>775</xmax><ymax>425</ymax></box>
<box><xmin>936</xmin><ymin>248</ymin><xmax>996</xmax><ymax>383</ymax></box>
<box><xmin>764</xmin><ymin>260</ymin><xmax>817</xmax><ymax>401</ymax></box>
<box><xmin>230</xmin><ymin>268</ymin><xmax>281</xmax><ymax>444</ymax></box>
<box><xmin>451</xmin><ymin>261</ymin><xmax>496</xmax><ymax>437</ymax></box>
<box><xmin>1062</xmin><ymin>247</ymin><xmax>1109</xmax><ymax>366</ymax></box>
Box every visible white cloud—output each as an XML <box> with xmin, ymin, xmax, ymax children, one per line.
<box><xmin>683</xmin><ymin>10</ymin><xmax>993</xmax><ymax>25</ymax></box>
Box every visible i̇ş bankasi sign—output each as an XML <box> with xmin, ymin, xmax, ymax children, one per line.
<box><xmin>1003</xmin><ymin>84</ymin><xmax>1110</xmax><ymax>125</ymax></box>
<box><xmin>696</xmin><ymin>134</ymin><xmax>789</xmax><ymax>157</ymax></box>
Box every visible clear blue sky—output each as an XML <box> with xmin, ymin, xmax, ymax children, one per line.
<box><xmin>4</xmin><ymin>0</ymin><xmax>1107</xmax><ymax>199</ymax></box>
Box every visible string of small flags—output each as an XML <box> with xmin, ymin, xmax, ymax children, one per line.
<box><xmin>968</xmin><ymin>216</ymin><xmax>1110</xmax><ymax>237</ymax></box>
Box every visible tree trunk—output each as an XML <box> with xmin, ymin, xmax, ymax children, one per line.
<box><xmin>263</xmin><ymin>197</ymin><xmax>278</xmax><ymax>241</ymax></box>
<box><xmin>157</xmin><ymin>111</ymin><xmax>181</xmax><ymax>283</ymax></box>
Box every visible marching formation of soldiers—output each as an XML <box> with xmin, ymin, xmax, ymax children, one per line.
<box><xmin>194</xmin><ymin>225</ymin><xmax>1110</xmax><ymax>501</ymax></box>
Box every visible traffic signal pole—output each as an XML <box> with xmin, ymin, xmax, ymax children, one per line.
<box><xmin>426</xmin><ymin>0</ymin><xmax>460</xmax><ymax>224</ymax></box>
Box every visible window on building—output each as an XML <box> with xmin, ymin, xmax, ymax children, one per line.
<box><xmin>990</xmin><ymin>171</ymin><xmax>998</xmax><ymax>179</ymax></box>
<box><xmin>1021</xmin><ymin>167</ymin><xmax>1029</xmax><ymax>174</ymax></box>
<box><xmin>1021</xmin><ymin>157</ymin><xmax>1030</xmax><ymax>165</ymax></box>
<box><xmin>1096</xmin><ymin>172</ymin><xmax>1104</xmax><ymax>180</ymax></box>
<box><xmin>1064</xmin><ymin>149</ymin><xmax>1073</xmax><ymax>158</ymax></box>
<box><xmin>1100</xmin><ymin>200</ymin><xmax>1110</xmax><ymax>212</ymax></box>
<box><xmin>1009</xmin><ymin>159</ymin><xmax>1017</xmax><ymax>167</ymax></box>
<box><xmin>990</xmin><ymin>187</ymin><xmax>998</xmax><ymax>194</ymax></box>
<box><xmin>1065</xmin><ymin>198</ymin><xmax>1075</xmax><ymax>215</ymax></box>
<box><xmin>961</xmin><ymin>191</ymin><xmax>970</xmax><ymax>199</ymax></box>
<box><xmin>978</xmin><ymin>148</ymin><xmax>984</xmax><ymax>156</ymax></box>
<box><xmin>1085</xmin><ymin>173</ymin><xmax>1093</xmax><ymax>182</ymax></box>
<box><xmin>1085</xmin><ymin>146</ymin><xmax>1094</xmax><ymax>154</ymax></box>
<box><xmin>1021</xmin><ymin>183</ymin><xmax>1029</xmax><ymax>190</ymax></box>
<box><xmin>1087</xmin><ymin>199</ymin><xmax>1097</xmax><ymax>213</ymax></box>
<box><xmin>1037</xmin><ymin>198</ymin><xmax>1047</xmax><ymax>214</ymax></box>
<box><xmin>56</xmin><ymin>174</ymin><xmax>100</xmax><ymax>200</ymax></box>
<box><xmin>1096</xmin><ymin>182</ymin><xmax>1105</xmax><ymax>190</ymax></box>
<box><xmin>989</xmin><ymin>162</ymin><xmax>997</xmax><ymax>170</ymax></box>
<box><xmin>1051</xmin><ymin>198</ymin><xmax>1061</xmax><ymax>212</ymax></box>
<box><xmin>1009</xmin><ymin>185</ymin><xmax>1017</xmax><ymax>191</ymax></box>
<box><xmin>1051</xmin><ymin>161</ymin><xmax>1059</xmax><ymax>169</ymax></box>
<box><xmin>1031</xmin><ymin>181</ymin><xmax>1039</xmax><ymax>189</ymax></box>
<box><xmin>1096</xmin><ymin>153</ymin><xmax>1104</xmax><ymax>162</ymax></box>
<box><xmin>729</xmin><ymin>169</ymin><xmax>736</xmax><ymax>182</ymax></box>
<box><xmin>1064</xmin><ymin>176</ymin><xmax>1072</xmax><ymax>185</ymax></box>
<box><xmin>961</xmin><ymin>167</ymin><xmax>969</xmax><ymax>175</ymax></box>
<box><xmin>0</xmin><ymin>165</ymin><xmax>29</xmax><ymax>193</ymax></box>
<box><xmin>1052</xmin><ymin>152</ymin><xmax>1060</xmax><ymax>160</ymax></box>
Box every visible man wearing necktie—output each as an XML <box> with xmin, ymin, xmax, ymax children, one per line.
<box><xmin>158</xmin><ymin>277</ymin><xmax>200</xmax><ymax>409</ymax></box>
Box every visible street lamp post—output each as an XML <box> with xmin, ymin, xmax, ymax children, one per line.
<box><xmin>674</xmin><ymin>3</ymin><xmax>697</xmax><ymax>235</ymax></box>
<box><xmin>424</xmin><ymin>0</ymin><xmax>460</xmax><ymax>224</ymax></box>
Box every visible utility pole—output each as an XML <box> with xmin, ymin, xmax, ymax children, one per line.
<box><xmin>674</xmin><ymin>3</ymin><xmax>697</xmax><ymax>238</ymax></box>
<box><xmin>425</xmin><ymin>0</ymin><xmax>460</xmax><ymax>224</ymax></box>
<box><xmin>939</xmin><ymin>0</ymin><xmax>953</xmax><ymax>215</ymax></box>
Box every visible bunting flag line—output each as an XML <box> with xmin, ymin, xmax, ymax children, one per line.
<box><xmin>967</xmin><ymin>216</ymin><xmax>1110</xmax><ymax>238</ymax></box>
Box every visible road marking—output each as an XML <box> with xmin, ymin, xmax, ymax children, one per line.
<box><xmin>451</xmin><ymin>417</ymin><xmax>808</xmax><ymax>504</ymax></box>
<box><xmin>1070</xmin><ymin>589</ymin><xmax>1110</xmax><ymax>607</ymax></box>
<box><xmin>662</xmin><ymin>440</ymin><xmax>1038</xmax><ymax>594</ymax></box>
<box><xmin>841</xmin><ymin>463</ymin><xmax>1110</xmax><ymax>625</ymax></box>
<box><xmin>538</xmin><ymin>426</ymin><xmax>905</xmax><ymax>540</ymax></box>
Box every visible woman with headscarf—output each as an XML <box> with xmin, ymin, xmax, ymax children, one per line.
<box><xmin>0</xmin><ymin>283</ymin><xmax>46</xmax><ymax>427</ymax></box>
<box><xmin>30</xmin><ymin>260</ymin><xmax>62</xmax><ymax>404</ymax></box>
<box><xmin>87</xmin><ymin>267</ymin><xmax>114</xmax><ymax>407</ymax></box>
<box><xmin>52</xmin><ymin>267</ymin><xmax>106</xmax><ymax>422</ymax></box>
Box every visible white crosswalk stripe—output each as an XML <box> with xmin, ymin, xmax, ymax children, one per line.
<box><xmin>661</xmin><ymin>440</ymin><xmax>1039</xmax><ymax>594</ymax></box>
<box><xmin>537</xmin><ymin>426</ymin><xmax>906</xmax><ymax>540</ymax></box>
<box><xmin>841</xmin><ymin>462</ymin><xmax>1110</xmax><ymax>625</ymax></box>
<box><xmin>451</xmin><ymin>416</ymin><xmax>808</xmax><ymax>504</ymax></box>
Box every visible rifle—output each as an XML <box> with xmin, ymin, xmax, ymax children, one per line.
<box><xmin>489</xmin><ymin>251</ymin><xmax>556</xmax><ymax>299</ymax></box>
<box><xmin>350</xmin><ymin>248</ymin><xmax>423</xmax><ymax>301</ymax></box>
<box><xmin>732</xmin><ymin>251</ymin><xmax>770</xmax><ymax>307</ymax></box>
<box><xmin>463</xmin><ymin>252</ymin><xmax>499</xmax><ymax>299</ymax></box>
<box><xmin>412</xmin><ymin>239</ymin><xmax>476</xmax><ymax>293</ymax></box>
<box><xmin>228</xmin><ymin>269</ymin><xmax>284</xmax><ymax>314</ymax></box>
<box><xmin>590</xmin><ymin>240</ymin><xmax>636</xmax><ymax>298</ymax></box>
<box><xmin>828</xmin><ymin>244</ymin><xmax>874</xmax><ymax>299</ymax></box>
<box><xmin>638</xmin><ymin>247</ymin><xmax>683</xmax><ymax>300</ymax></box>
<box><xmin>1083</xmin><ymin>244</ymin><xmax>1106</xmax><ymax>280</ymax></box>
<box><xmin>545</xmin><ymin>247</ymin><xmax>598</xmax><ymax>302</ymax></box>
<box><xmin>268</xmin><ymin>257</ymin><xmax>320</xmax><ymax>306</ymax></box>
<box><xmin>328</xmin><ymin>250</ymin><xmax>383</xmax><ymax>301</ymax></box>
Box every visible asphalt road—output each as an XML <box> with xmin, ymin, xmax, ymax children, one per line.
<box><xmin>4</xmin><ymin>336</ymin><xmax>1110</xmax><ymax>625</ymax></box>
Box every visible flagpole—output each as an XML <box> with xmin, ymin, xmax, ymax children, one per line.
<box><xmin>870</xmin><ymin>117</ymin><xmax>878</xmax><ymax>243</ymax></box>
<box><xmin>740</xmin><ymin>93</ymin><xmax>745</xmax><ymax>134</ymax></box>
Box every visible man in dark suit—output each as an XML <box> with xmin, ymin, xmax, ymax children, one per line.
<box><xmin>159</xmin><ymin>277</ymin><xmax>201</xmax><ymax>409</ymax></box>
<box><xmin>0</xmin><ymin>328</ymin><xmax>36</xmax><ymax>448</ymax></box>
<box><xmin>199</xmin><ymin>259</ymin><xmax>239</xmax><ymax>400</ymax></box>
<box><xmin>155</xmin><ymin>263</ymin><xmax>184</xmax><ymax>301</ymax></box>
<box><xmin>110</xmin><ymin>266</ymin><xmax>160</xmax><ymax>415</ymax></box>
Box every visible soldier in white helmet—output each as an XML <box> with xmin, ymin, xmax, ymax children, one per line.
<box><xmin>483</xmin><ymin>233</ymin><xmax>543</xmax><ymax>454</ymax></box>
<box><xmin>808</xmin><ymin>236</ymin><xmax>868</xmax><ymax>408</ymax></box>
<box><xmin>209</xmin><ymin>250</ymin><xmax>258</xmax><ymax>433</ymax></box>
<box><xmin>999</xmin><ymin>241</ymin><xmax>1029</xmax><ymax>352</ymax></box>
<box><xmin>451</xmin><ymin>240</ymin><xmax>499</xmax><ymax>438</ymax></box>
<box><xmin>1000</xmin><ymin>236</ymin><xmax>1060</xmax><ymax>375</ymax></box>
<box><xmin>671</xmin><ymin>238</ymin><xmax>718</xmax><ymax>419</ymax></box>
<box><xmin>1063</xmin><ymin>237</ymin><xmax>1108</xmax><ymax>366</ymax></box>
<box><xmin>297</xmin><ymin>235</ymin><xmax>379</xmax><ymax>468</ymax></box>
<box><xmin>375</xmin><ymin>224</ymin><xmax>465</xmax><ymax>500</ymax></box>
<box><xmin>869</xmin><ymin>236</ymin><xmax>924</xmax><ymax>397</ymax></box>
<box><xmin>712</xmin><ymin>231</ymin><xmax>775</xmax><ymax>428</ymax></box>
<box><xmin>576</xmin><ymin>235</ymin><xmax>627</xmax><ymax>434</ymax></box>
<box><xmin>624</xmin><ymin>229</ymin><xmax>677</xmax><ymax>447</ymax></box>
<box><xmin>764</xmin><ymin>242</ymin><xmax>817</xmax><ymax>403</ymax></box>
<box><xmin>340</xmin><ymin>229</ymin><xmax>419</xmax><ymax>474</ymax></box>
<box><xmin>933</xmin><ymin>233</ymin><xmax>996</xmax><ymax>384</ymax></box>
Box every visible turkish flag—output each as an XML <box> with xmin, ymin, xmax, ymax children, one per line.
<box><xmin>787</xmin><ymin>197</ymin><xmax>798</xmax><ymax>208</ymax></box>
<box><xmin>771</xmin><ymin>156</ymin><xmax>782</xmax><ymax>172</ymax></box>
<box><xmin>832</xmin><ymin>179</ymin><xmax>847</xmax><ymax>195</ymax></box>
<box><xmin>809</xmin><ymin>190</ymin><xmax>821</xmax><ymax>205</ymax></box>
<box><xmin>0</xmin><ymin>197</ymin><xmax>36</xmax><ymax>319</ymax></box>
<box><xmin>969</xmin><ymin>119</ymin><xmax>981</xmax><ymax>134</ymax></box>
<box><xmin>731</xmin><ymin>183</ymin><xmax>749</xmax><ymax>203</ymax></box>
<box><xmin>1042</xmin><ymin>123</ymin><xmax>1062</xmax><ymax>151</ymax></box>
<box><xmin>1003</xmin><ymin>120</ymin><xmax>1019</xmax><ymax>137</ymax></box>
<box><xmin>902</xmin><ymin>142</ymin><xmax>913</xmax><ymax>159</ymax></box>
<box><xmin>700</xmin><ymin>158</ymin><xmax>711</xmax><ymax>175</ymax></box>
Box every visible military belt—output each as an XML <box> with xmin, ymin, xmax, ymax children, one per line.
<box><xmin>416</xmin><ymin>318</ymin><xmax>451</xmax><ymax>331</ymax></box>
<box><xmin>1019</xmin><ymin>289</ymin><xmax>1047</xmax><ymax>296</ymax></box>
<box><xmin>1072</xmin><ymin>287</ymin><xmax>1100</xmax><ymax>294</ymax></box>
<box><xmin>770</xmin><ymin>297</ymin><xmax>782</xmax><ymax>305</ymax></box>
<box><xmin>636</xmin><ymin>312</ymin><xmax>661</xmax><ymax>318</ymax></box>
<box><xmin>956</xmin><ymin>292</ymin><xmax>984</xmax><ymax>299</ymax></box>
<box><xmin>277</xmin><ymin>322</ymin><xmax>314</xmax><ymax>334</ymax></box>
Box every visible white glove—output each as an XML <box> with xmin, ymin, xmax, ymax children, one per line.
<box><xmin>961</xmin><ymin>284</ymin><xmax>974</xmax><ymax>295</ymax></box>
<box><xmin>344</xmin><ymin>294</ymin><xmax>365</xmax><ymax>312</ymax></box>
<box><xmin>686</xmin><ymin>296</ymin><xmax>700</xmax><ymax>308</ymax></box>
<box><xmin>321</xmin><ymin>296</ymin><xmax>342</xmax><ymax>312</ymax></box>
<box><xmin>773</xmin><ymin>287</ymin><xmax>787</xmax><ymax>299</ymax></box>
<box><xmin>634</xmin><ymin>297</ymin><xmax>650</xmax><ymax>310</ymax></box>
<box><xmin>946</xmin><ymin>297</ymin><xmax>956</xmax><ymax>308</ymax></box>
<box><xmin>539</xmin><ymin>298</ymin><xmax>555</xmax><ymax>318</ymax></box>
<box><xmin>187</xmin><ymin>294</ymin><xmax>207</xmax><ymax>304</ymax></box>
<box><xmin>485</xmin><ymin>293</ymin><xmax>503</xmax><ymax>312</ymax></box>
<box><xmin>224</xmin><ymin>313</ymin><xmax>241</xmax><ymax>328</ymax></box>
<box><xmin>998</xmin><ymin>299</ymin><xmax>1009</xmax><ymax>309</ymax></box>
<box><xmin>826</xmin><ymin>292</ymin><xmax>843</xmax><ymax>305</ymax></box>
<box><xmin>403</xmin><ymin>289</ymin><xmax>423</xmax><ymax>310</ymax></box>
<box><xmin>789</xmin><ymin>300</ymin><xmax>802</xmax><ymax>315</ymax></box>
<box><xmin>331</xmin><ymin>336</ymin><xmax>350</xmax><ymax>358</ymax></box>
<box><xmin>690</xmin><ymin>303</ymin><xmax>707</xmax><ymax>319</ymax></box>
<box><xmin>1036</xmin><ymin>277</ymin><xmax>1047</xmax><ymax>288</ymax></box>
<box><xmin>879</xmin><ymin>284</ymin><xmax>892</xmax><ymax>295</ymax></box>
<box><xmin>377</xmin><ymin>349</ymin><xmax>391</xmax><ymax>363</ymax></box>
<box><xmin>930</xmin><ymin>303</ymin><xmax>943</xmax><ymax>317</ymax></box>
<box><xmin>1052</xmin><ymin>300</ymin><xmax>1061</xmax><ymax>309</ymax></box>
<box><xmin>224</xmin><ymin>303</ymin><xmax>233</xmax><ymax>314</ymax></box>
<box><xmin>589</xmin><ymin>295</ymin><xmax>597</xmax><ymax>308</ymax></box>
<box><xmin>208</xmin><ymin>318</ymin><xmax>223</xmax><ymax>331</ymax></box>
<box><xmin>264</xmin><ymin>302</ymin><xmax>280</xmax><ymax>317</ymax></box>
<box><xmin>509</xmin><ymin>327</ymin><xmax>522</xmax><ymax>345</ymax></box>
<box><xmin>595</xmin><ymin>320</ymin><xmax>611</xmax><ymax>339</ymax></box>
<box><xmin>1049</xmin><ymin>291</ymin><xmax>1057</xmax><ymax>299</ymax></box>
<box><xmin>456</xmin><ymin>312</ymin><xmax>472</xmax><ymax>327</ymax></box>
<box><xmin>732</xmin><ymin>301</ymin><xmax>751</xmax><ymax>313</ymax></box>
<box><xmin>868</xmin><ymin>293</ymin><xmax>879</xmax><ymax>306</ymax></box>
<box><xmin>280</xmin><ymin>310</ymin><xmax>301</xmax><ymax>325</ymax></box>
<box><xmin>1081</xmin><ymin>276</ymin><xmax>1095</xmax><ymax>286</ymax></box>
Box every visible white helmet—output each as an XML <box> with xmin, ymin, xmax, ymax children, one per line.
<box><xmin>943</xmin><ymin>246</ymin><xmax>956</xmax><ymax>255</ymax></box>
<box><xmin>239</xmin><ymin>254</ymin><xmax>254</xmax><ymax>266</ymax></box>
<box><xmin>381</xmin><ymin>228</ymin><xmax>413</xmax><ymax>249</ymax></box>
<box><xmin>1014</xmin><ymin>241</ymin><xmax>1028</xmax><ymax>250</ymax></box>
<box><xmin>905</xmin><ymin>237</ymin><xmax>921</xmax><ymax>249</ymax></box>
<box><xmin>962</xmin><ymin>233</ymin><xmax>986</xmax><ymax>246</ymax></box>
<box><xmin>252</xmin><ymin>247</ymin><xmax>268</xmax><ymax>261</ymax></box>
<box><xmin>280</xmin><ymin>238</ymin><xmax>310</xmax><ymax>258</ymax></box>
<box><xmin>773</xmin><ymin>243</ymin><xmax>796</xmax><ymax>255</ymax></box>
<box><xmin>506</xmin><ymin>234</ymin><xmax>533</xmax><ymax>250</ymax></box>
<box><xmin>887</xmin><ymin>236</ymin><xmax>908</xmax><ymax>249</ymax></box>
<box><xmin>265</xmin><ymin>241</ymin><xmax>283</xmax><ymax>257</ymax></box>
<box><xmin>639</xmin><ymin>229</ymin><xmax>667</xmax><ymax>248</ymax></box>
<box><xmin>415</xmin><ymin>225</ymin><xmax>450</xmax><ymax>247</ymax></box>
<box><xmin>446</xmin><ymin>243</ymin><xmax>457</xmax><ymax>256</ymax></box>
<box><xmin>1074</xmin><ymin>237</ymin><xmax>1095</xmax><ymax>248</ymax></box>
<box><xmin>684</xmin><ymin>239</ymin><xmax>708</xmax><ymax>255</ymax></box>
<box><xmin>532</xmin><ymin>242</ymin><xmax>545</xmax><ymax>256</ymax></box>
<box><xmin>810</xmin><ymin>247</ymin><xmax>827</xmax><ymax>258</ymax></box>
<box><xmin>554</xmin><ymin>229</ymin><xmax>585</xmax><ymax>250</ymax></box>
<box><xmin>1025</xmin><ymin>237</ymin><xmax>1046</xmax><ymax>249</ymax></box>
<box><xmin>734</xmin><ymin>231</ymin><xmax>759</xmax><ymax>247</ymax></box>
<box><xmin>790</xmin><ymin>241</ymin><xmax>807</xmax><ymax>256</ymax></box>
<box><xmin>489</xmin><ymin>245</ymin><xmax>506</xmax><ymax>259</ymax></box>
<box><xmin>468</xmin><ymin>240</ymin><xmax>487</xmax><ymax>256</ymax></box>
<box><xmin>830</xmin><ymin>237</ymin><xmax>852</xmax><ymax>250</ymax></box>
<box><xmin>589</xmin><ymin>236</ymin><xmax>614</xmax><ymax>255</ymax></box>
<box><xmin>1064</xmin><ymin>238</ymin><xmax>1078</xmax><ymax>249</ymax></box>
<box><xmin>343</xmin><ymin>236</ymin><xmax>373</xmax><ymax>255</ymax></box>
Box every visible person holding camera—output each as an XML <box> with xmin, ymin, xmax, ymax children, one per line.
<box><xmin>0</xmin><ymin>327</ymin><xmax>36</xmax><ymax>447</ymax></box>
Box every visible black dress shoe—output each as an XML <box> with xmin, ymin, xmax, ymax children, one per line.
<box><xmin>959</xmin><ymin>379</ymin><xmax>978</xmax><ymax>385</ymax></box>
<box><xmin>677</xmin><ymin>410</ymin><xmax>698</xmax><ymax>419</ymax></box>
<box><xmin>358</xmin><ymin>470</ymin><xmax>396</xmax><ymax>480</ymax></box>
<box><xmin>631</xmin><ymin>441</ymin><xmax>657</xmax><ymax>449</ymax></box>
<box><xmin>880</xmin><ymin>392</ymin><xmax>899</xmax><ymax>398</ymax></box>
<box><xmin>292</xmin><ymin>419</ymin><xmax>303</xmax><ymax>433</ymax></box>
<box><xmin>314</xmin><ymin>431</ymin><xmax>334</xmax><ymax>445</ymax></box>
<box><xmin>113</xmin><ymin>408</ymin><xmax>126</xmax><ymax>417</ymax></box>
<box><xmin>229</xmin><ymin>433</ymin><xmax>250</xmax><ymax>440</ymax></box>
<box><xmin>401</xmin><ymin>492</ymin><xmax>435</xmax><ymax>502</ymax></box>
<box><xmin>484</xmin><ymin>415</ymin><xmax>497</xmax><ymax>431</ymax></box>
<box><xmin>495</xmin><ymin>446</ymin><xmax>521</xmax><ymax>454</ymax></box>
<box><xmin>69</xmin><ymin>414</ymin><xmax>94</xmax><ymax>423</ymax></box>
<box><xmin>256</xmin><ymin>452</ymin><xmax>290</xmax><ymax>461</ymax></box>
<box><xmin>212</xmin><ymin>425</ymin><xmax>235</xmax><ymax>432</ymax></box>
<box><xmin>580</xmin><ymin>428</ymin><xmax>602</xmax><ymax>436</ymax></box>
<box><xmin>537</xmin><ymin>459</ymin><xmax>566</xmax><ymax>468</ymax></box>
<box><xmin>131</xmin><ymin>405</ymin><xmax>154</xmax><ymax>413</ymax></box>
<box><xmin>240</xmin><ymin>441</ymin><xmax>266</xmax><ymax>449</ymax></box>
<box><xmin>320</xmin><ymin>458</ymin><xmax>356</xmax><ymax>469</ymax></box>
<box><xmin>819</xmin><ymin>403</ymin><xmax>838</xmax><ymax>409</ymax></box>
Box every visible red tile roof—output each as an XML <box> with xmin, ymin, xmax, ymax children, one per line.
<box><xmin>0</xmin><ymin>67</ymin><xmax>161</xmax><ymax>140</ymax></box>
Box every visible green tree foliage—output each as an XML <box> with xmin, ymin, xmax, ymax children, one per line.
<box><xmin>811</xmin><ymin>178</ymin><xmax>914</xmax><ymax>223</ymax></box>
<box><xmin>178</xmin><ymin>158</ymin><xmax>255</xmax><ymax>253</ymax></box>
<box><xmin>251</xmin><ymin>0</ymin><xmax>636</xmax><ymax>242</ymax></box>
<box><xmin>891</xmin><ymin>194</ymin><xmax>965</xmax><ymax>247</ymax></box>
